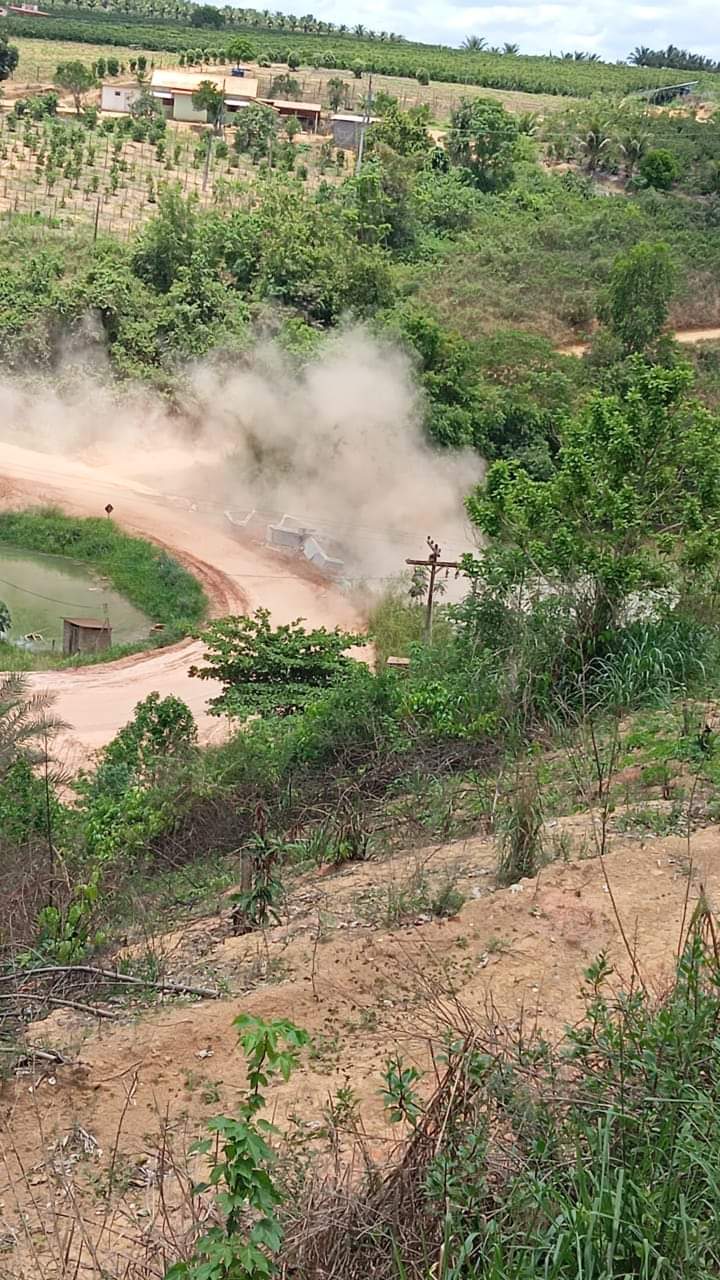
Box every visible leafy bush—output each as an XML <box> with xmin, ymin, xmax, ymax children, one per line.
<box><xmin>640</xmin><ymin>147</ymin><xmax>682</xmax><ymax>190</ymax></box>
<box><xmin>189</xmin><ymin>608</ymin><xmax>361</xmax><ymax>719</ymax></box>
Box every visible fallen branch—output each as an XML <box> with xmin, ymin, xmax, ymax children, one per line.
<box><xmin>0</xmin><ymin>966</ymin><xmax>223</xmax><ymax>1000</ymax></box>
<box><xmin>0</xmin><ymin>1044</ymin><xmax>67</xmax><ymax>1064</ymax></box>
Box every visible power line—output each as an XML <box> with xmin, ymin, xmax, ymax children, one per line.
<box><xmin>0</xmin><ymin>573</ymin><xmax>106</xmax><ymax>612</ymax></box>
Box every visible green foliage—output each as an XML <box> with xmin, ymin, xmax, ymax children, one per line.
<box><xmin>101</xmin><ymin>692</ymin><xmax>197</xmax><ymax>783</ymax></box>
<box><xmin>269</xmin><ymin>72</ymin><xmax>299</xmax><ymax>98</ymax></box>
<box><xmin>640</xmin><ymin>146</ymin><xmax>682</xmax><ymax>190</ymax></box>
<box><xmin>32</xmin><ymin>871</ymin><xmax>105</xmax><ymax>964</ymax></box>
<box><xmin>191</xmin><ymin>77</ymin><xmax>225</xmax><ymax>129</ymax></box>
<box><xmin>0</xmin><ymin>672</ymin><xmax>64</xmax><ymax>777</ymax></box>
<box><xmin>467</xmin><ymin>361</ymin><xmax>720</xmax><ymax>646</ymax></box>
<box><xmin>189</xmin><ymin>607</ymin><xmax>361</xmax><ymax>719</ymax></box>
<box><xmin>381</xmin><ymin>1055</ymin><xmax>423</xmax><ymax>1126</ymax></box>
<box><xmin>0</xmin><ymin>507</ymin><xmax>206</xmax><ymax>631</ymax></box>
<box><xmin>227</xmin><ymin>36</ymin><xmax>255</xmax><ymax>64</ymax></box>
<box><xmin>53</xmin><ymin>59</ymin><xmax>98</xmax><ymax>114</ymax></box>
<box><xmin>447</xmin><ymin>96</ymin><xmax>519</xmax><ymax>191</ymax></box>
<box><xmin>326</xmin><ymin>75</ymin><xmax>346</xmax><ymax>110</ymax></box>
<box><xmin>190</xmin><ymin>3</ymin><xmax>224</xmax><ymax>28</ymax></box>
<box><xmin>0</xmin><ymin>600</ymin><xmax>10</xmax><ymax>636</ymax></box>
<box><xmin>166</xmin><ymin>1016</ymin><xmax>308</xmax><ymax>1280</ymax></box>
<box><xmin>367</xmin><ymin>103</ymin><xmax>431</xmax><ymax>156</ymax></box>
<box><xmin>0</xmin><ymin>30</ymin><xmax>18</xmax><ymax>81</ymax></box>
<box><xmin>599</xmin><ymin>240</ymin><xmax>675</xmax><ymax>355</ymax></box>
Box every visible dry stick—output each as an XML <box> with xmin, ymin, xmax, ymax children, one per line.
<box><xmin>0</xmin><ymin>966</ymin><xmax>222</xmax><ymax>998</ymax></box>
<box><xmin>0</xmin><ymin>991</ymin><xmax>117</xmax><ymax>1019</ymax></box>
<box><xmin>0</xmin><ymin>1044</ymin><xmax>66</xmax><ymax>1062</ymax></box>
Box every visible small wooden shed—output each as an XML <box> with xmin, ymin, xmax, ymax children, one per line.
<box><xmin>63</xmin><ymin>617</ymin><xmax>112</xmax><ymax>657</ymax></box>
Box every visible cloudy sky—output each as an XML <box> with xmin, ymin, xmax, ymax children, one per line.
<box><xmin>282</xmin><ymin>0</ymin><xmax>718</xmax><ymax>60</ymax></box>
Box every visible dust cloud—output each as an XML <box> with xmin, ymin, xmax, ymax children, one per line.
<box><xmin>0</xmin><ymin>327</ymin><xmax>482</xmax><ymax>582</ymax></box>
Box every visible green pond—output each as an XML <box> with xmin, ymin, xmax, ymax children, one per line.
<box><xmin>0</xmin><ymin>547</ymin><xmax>151</xmax><ymax>654</ymax></box>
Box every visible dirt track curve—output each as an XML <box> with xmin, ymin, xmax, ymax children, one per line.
<box><xmin>559</xmin><ymin>325</ymin><xmax>720</xmax><ymax>357</ymax></box>
<box><xmin>0</xmin><ymin>442</ymin><xmax>363</xmax><ymax>767</ymax></box>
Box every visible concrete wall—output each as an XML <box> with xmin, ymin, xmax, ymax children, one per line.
<box><xmin>101</xmin><ymin>85</ymin><xmax>139</xmax><ymax>114</ymax></box>
<box><xmin>331</xmin><ymin>118</ymin><xmax>365</xmax><ymax>150</ymax></box>
<box><xmin>173</xmin><ymin>95</ymin><xmax>208</xmax><ymax>124</ymax></box>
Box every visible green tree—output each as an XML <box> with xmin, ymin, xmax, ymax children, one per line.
<box><xmin>0</xmin><ymin>601</ymin><xmax>10</xmax><ymax>636</ymax></box>
<box><xmin>190</xmin><ymin>2</ymin><xmax>224</xmax><ymax>26</ymax></box>
<box><xmin>53</xmin><ymin>60</ymin><xmax>98</xmax><ymax>115</ymax></box>
<box><xmin>269</xmin><ymin>72</ymin><xmax>300</xmax><ymax>98</ymax></box>
<box><xmin>287</xmin><ymin>49</ymin><xmax>301</xmax><ymax>70</ymax></box>
<box><xmin>283</xmin><ymin>112</ymin><xmax>301</xmax><ymax>142</ymax></box>
<box><xmin>189</xmin><ymin>607</ymin><xmax>361</xmax><ymax>718</ymax></box>
<box><xmin>326</xmin><ymin>75</ymin><xmax>346</xmax><ymax>111</ymax></box>
<box><xmin>640</xmin><ymin>147</ymin><xmax>681</xmax><ymax>190</ymax></box>
<box><xmin>0</xmin><ymin>32</ymin><xmax>19</xmax><ymax>82</ymax></box>
<box><xmin>191</xmin><ymin>78</ymin><xmax>225</xmax><ymax>131</ymax></box>
<box><xmin>447</xmin><ymin>96</ymin><xmax>518</xmax><ymax>191</ymax></box>
<box><xmin>368</xmin><ymin>103</ymin><xmax>431</xmax><ymax>156</ymax></box>
<box><xmin>466</xmin><ymin>361</ymin><xmax>720</xmax><ymax>646</ymax></box>
<box><xmin>599</xmin><ymin>241</ymin><xmax>675</xmax><ymax>355</ymax></box>
<box><xmin>233</xmin><ymin>100</ymin><xmax>277</xmax><ymax>155</ymax></box>
<box><xmin>132</xmin><ymin>185</ymin><xmax>199</xmax><ymax>291</ymax></box>
<box><xmin>415</xmin><ymin>67</ymin><xmax>429</xmax><ymax>85</ymax></box>
<box><xmin>227</xmin><ymin>35</ymin><xmax>255</xmax><ymax>64</ymax></box>
<box><xmin>131</xmin><ymin>85</ymin><xmax>163</xmax><ymax>120</ymax></box>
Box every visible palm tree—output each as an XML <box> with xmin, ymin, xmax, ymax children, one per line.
<box><xmin>577</xmin><ymin>119</ymin><xmax>612</xmax><ymax>172</ymax></box>
<box><xmin>462</xmin><ymin>35</ymin><xmax>487</xmax><ymax>51</ymax></box>
<box><xmin>629</xmin><ymin>45</ymin><xmax>652</xmax><ymax>66</ymax></box>
<box><xmin>503</xmin><ymin>42</ymin><xmax>520</xmax><ymax>55</ymax></box>
<box><xmin>618</xmin><ymin>130</ymin><xmax>649</xmax><ymax>178</ymax></box>
<box><xmin>0</xmin><ymin>674</ymin><xmax>67</xmax><ymax>780</ymax></box>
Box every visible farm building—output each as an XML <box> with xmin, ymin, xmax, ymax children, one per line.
<box><xmin>266</xmin><ymin>98</ymin><xmax>322</xmax><ymax>132</ymax></box>
<box><xmin>149</xmin><ymin>69</ymin><xmax>259</xmax><ymax>123</ymax></box>
<box><xmin>330</xmin><ymin>112</ymin><xmax>379</xmax><ymax>149</ymax></box>
<box><xmin>101</xmin><ymin>83</ymin><xmax>141</xmax><ymax>114</ymax></box>
<box><xmin>63</xmin><ymin>617</ymin><xmax>112</xmax><ymax>657</ymax></box>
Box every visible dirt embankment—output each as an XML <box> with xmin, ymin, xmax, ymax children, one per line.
<box><xmin>0</xmin><ymin>815</ymin><xmax>716</xmax><ymax>1277</ymax></box>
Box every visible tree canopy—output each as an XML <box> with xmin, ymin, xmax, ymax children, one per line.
<box><xmin>446</xmin><ymin>96</ymin><xmax>519</xmax><ymax>190</ymax></box>
<box><xmin>53</xmin><ymin>60</ymin><xmax>98</xmax><ymax>115</ymax></box>
<box><xmin>466</xmin><ymin>361</ymin><xmax>720</xmax><ymax>644</ymax></box>
<box><xmin>189</xmin><ymin>608</ymin><xmax>361</xmax><ymax>718</ymax></box>
<box><xmin>0</xmin><ymin>31</ymin><xmax>19</xmax><ymax>82</ymax></box>
<box><xmin>599</xmin><ymin>241</ymin><xmax>675</xmax><ymax>355</ymax></box>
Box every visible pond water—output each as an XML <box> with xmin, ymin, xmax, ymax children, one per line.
<box><xmin>0</xmin><ymin>547</ymin><xmax>151</xmax><ymax>654</ymax></box>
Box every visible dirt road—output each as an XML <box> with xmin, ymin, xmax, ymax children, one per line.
<box><xmin>559</xmin><ymin>325</ymin><xmax>720</xmax><ymax>357</ymax></box>
<box><xmin>0</xmin><ymin>442</ymin><xmax>363</xmax><ymax>765</ymax></box>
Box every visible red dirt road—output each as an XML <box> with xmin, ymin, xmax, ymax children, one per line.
<box><xmin>0</xmin><ymin>443</ymin><xmax>363</xmax><ymax>766</ymax></box>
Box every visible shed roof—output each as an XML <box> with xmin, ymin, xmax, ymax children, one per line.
<box><xmin>63</xmin><ymin>617</ymin><xmax>109</xmax><ymax>629</ymax></box>
<box><xmin>331</xmin><ymin>112</ymin><xmax>379</xmax><ymax>123</ymax></box>
<box><xmin>268</xmin><ymin>98</ymin><xmax>322</xmax><ymax>113</ymax></box>
<box><xmin>151</xmin><ymin>69</ymin><xmax>259</xmax><ymax>99</ymax></box>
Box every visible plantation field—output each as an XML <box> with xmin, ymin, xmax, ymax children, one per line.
<box><xmin>0</xmin><ymin>111</ymin><xmax>339</xmax><ymax>234</ymax></box>
<box><xmin>6</xmin><ymin>9</ymin><xmax>719</xmax><ymax>99</ymax></box>
<box><xmin>7</xmin><ymin>39</ymin><xmax>577</xmax><ymax>121</ymax></box>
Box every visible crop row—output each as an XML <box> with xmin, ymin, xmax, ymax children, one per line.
<box><xmin>6</xmin><ymin>12</ymin><xmax>717</xmax><ymax>97</ymax></box>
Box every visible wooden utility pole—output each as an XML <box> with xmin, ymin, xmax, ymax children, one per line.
<box><xmin>406</xmin><ymin>537</ymin><xmax>460</xmax><ymax>640</ymax></box>
<box><xmin>355</xmin><ymin>72</ymin><xmax>373</xmax><ymax>174</ymax></box>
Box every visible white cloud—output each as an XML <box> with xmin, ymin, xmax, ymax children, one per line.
<box><xmin>266</xmin><ymin>0</ymin><xmax>720</xmax><ymax>60</ymax></box>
